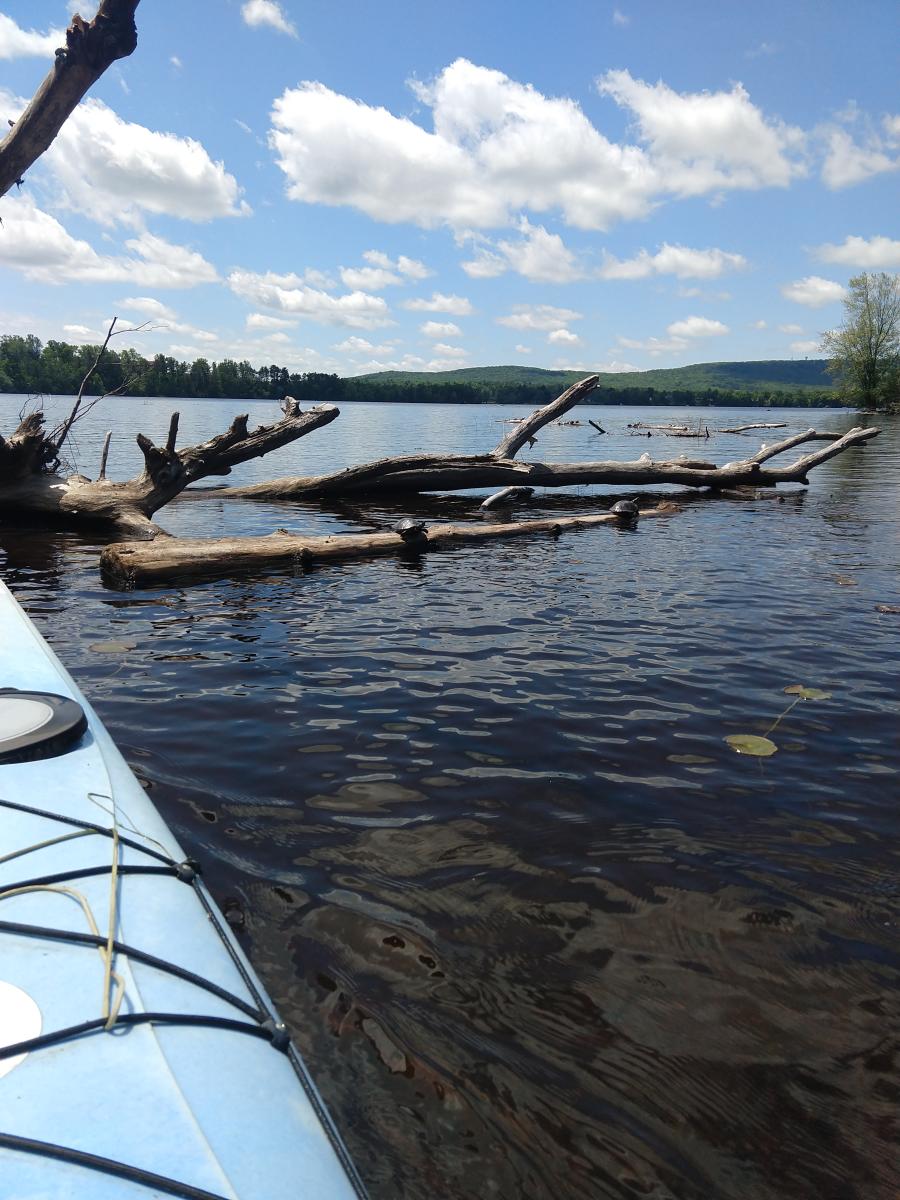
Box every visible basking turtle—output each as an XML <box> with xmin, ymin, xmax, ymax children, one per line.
<box><xmin>609</xmin><ymin>497</ymin><xmax>640</xmax><ymax>522</ymax></box>
<box><xmin>393</xmin><ymin>517</ymin><xmax>428</xmax><ymax>544</ymax></box>
<box><xmin>480</xmin><ymin>485</ymin><xmax>535</xmax><ymax>511</ymax></box>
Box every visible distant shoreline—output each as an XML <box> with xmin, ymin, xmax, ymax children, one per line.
<box><xmin>1</xmin><ymin>335</ymin><xmax>840</xmax><ymax>408</ymax></box>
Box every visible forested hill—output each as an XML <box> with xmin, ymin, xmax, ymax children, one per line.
<box><xmin>0</xmin><ymin>333</ymin><xmax>841</xmax><ymax>408</ymax></box>
<box><xmin>358</xmin><ymin>359</ymin><xmax>834</xmax><ymax>392</ymax></box>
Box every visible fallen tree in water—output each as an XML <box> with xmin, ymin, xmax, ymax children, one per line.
<box><xmin>2</xmin><ymin>372</ymin><xmax>880</xmax><ymax>576</ymax></box>
<box><xmin>0</xmin><ymin>398</ymin><xmax>339</xmax><ymax>539</ymax></box>
<box><xmin>100</xmin><ymin>503</ymin><xmax>682</xmax><ymax>588</ymax></box>
<box><xmin>203</xmin><ymin>380</ymin><xmax>877</xmax><ymax>500</ymax></box>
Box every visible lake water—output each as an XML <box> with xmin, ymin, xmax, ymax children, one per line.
<box><xmin>2</xmin><ymin>394</ymin><xmax>899</xmax><ymax>1200</ymax></box>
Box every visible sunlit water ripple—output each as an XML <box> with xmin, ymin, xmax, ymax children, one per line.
<box><xmin>2</xmin><ymin>396</ymin><xmax>898</xmax><ymax>1199</ymax></box>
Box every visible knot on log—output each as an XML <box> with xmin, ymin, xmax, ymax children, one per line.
<box><xmin>136</xmin><ymin>433</ymin><xmax>185</xmax><ymax>489</ymax></box>
<box><xmin>58</xmin><ymin>3</ymin><xmax>138</xmax><ymax>71</ymax></box>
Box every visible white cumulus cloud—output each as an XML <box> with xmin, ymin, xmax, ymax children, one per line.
<box><xmin>0</xmin><ymin>195</ymin><xmax>219</xmax><ymax>287</ymax></box>
<box><xmin>617</xmin><ymin>334</ymin><xmax>689</xmax><ymax>356</ymax></box>
<box><xmin>548</xmin><ymin>329</ymin><xmax>582</xmax><ymax>345</ymax></box>
<box><xmin>339</xmin><ymin>251</ymin><xmax>430</xmax><ymax>291</ymax></box>
<box><xmin>815</xmin><ymin>234</ymin><xmax>900</xmax><ymax>269</ymax></box>
<box><xmin>246</xmin><ymin>312</ymin><xmax>298</xmax><ymax>330</ymax></box>
<box><xmin>421</xmin><ymin>321</ymin><xmax>462</xmax><ymax>339</ymax></box>
<box><xmin>268</xmin><ymin>60</ymin><xmax>817</xmax><ymax>233</ymax></box>
<box><xmin>241</xmin><ymin>0</ymin><xmax>297</xmax><ymax>37</ymax></box>
<box><xmin>497</xmin><ymin>304</ymin><xmax>582</xmax><ymax>331</ymax></box>
<box><xmin>40</xmin><ymin>98</ymin><xmax>249</xmax><ymax>225</ymax></box>
<box><xmin>268</xmin><ymin>60</ymin><xmax>657</xmax><ymax>231</ymax></box>
<box><xmin>0</xmin><ymin>13</ymin><xmax>63</xmax><ymax>59</ymax></box>
<box><xmin>790</xmin><ymin>339</ymin><xmax>821</xmax><ymax>355</ymax></box>
<box><xmin>599</xmin><ymin>243</ymin><xmax>747</xmax><ymax>280</ymax></box>
<box><xmin>781</xmin><ymin>276</ymin><xmax>846</xmax><ymax>307</ymax></box>
<box><xmin>401</xmin><ymin>292</ymin><xmax>473</xmax><ymax>315</ymax></box>
<box><xmin>117</xmin><ymin>297</ymin><xmax>178</xmax><ymax>321</ymax></box>
<box><xmin>666</xmin><ymin>316</ymin><xmax>729</xmax><ymax>338</ymax></box>
<box><xmin>339</xmin><ymin>266</ymin><xmax>402</xmax><ymax>290</ymax></box>
<box><xmin>228</xmin><ymin>269</ymin><xmax>391</xmax><ymax>329</ymax></box>
<box><xmin>820</xmin><ymin>128</ymin><xmax>898</xmax><ymax>189</ymax></box>
<box><xmin>333</xmin><ymin>336</ymin><xmax>398</xmax><ymax>357</ymax></box>
<box><xmin>461</xmin><ymin>220</ymin><xmax>584</xmax><ymax>282</ymax></box>
<box><xmin>597</xmin><ymin>69</ymin><xmax>806</xmax><ymax>194</ymax></box>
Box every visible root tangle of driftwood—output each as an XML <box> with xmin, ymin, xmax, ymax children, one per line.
<box><xmin>0</xmin><ymin>398</ymin><xmax>339</xmax><ymax>539</ymax></box>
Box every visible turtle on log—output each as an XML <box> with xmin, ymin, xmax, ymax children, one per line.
<box><xmin>609</xmin><ymin>497</ymin><xmax>640</xmax><ymax>524</ymax></box>
<box><xmin>480</xmin><ymin>485</ymin><xmax>535</xmax><ymax>511</ymax></box>
<box><xmin>393</xmin><ymin>517</ymin><xmax>428</xmax><ymax>544</ymax></box>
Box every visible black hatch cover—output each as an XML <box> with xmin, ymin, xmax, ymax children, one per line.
<box><xmin>0</xmin><ymin>689</ymin><xmax>88</xmax><ymax>764</ymax></box>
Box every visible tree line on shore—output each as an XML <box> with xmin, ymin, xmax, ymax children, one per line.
<box><xmin>0</xmin><ymin>331</ymin><xmax>843</xmax><ymax>409</ymax></box>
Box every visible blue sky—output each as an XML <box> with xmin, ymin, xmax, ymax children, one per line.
<box><xmin>0</xmin><ymin>0</ymin><xmax>898</xmax><ymax>377</ymax></box>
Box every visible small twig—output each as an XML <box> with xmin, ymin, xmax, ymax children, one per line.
<box><xmin>98</xmin><ymin>430</ymin><xmax>112</xmax><ymax>480</ymax></box>
<box><xmin>48</xmin><ymin>321</ymin><xmax>153</xmax><ymax>454</ymax></box>
<box><xmin>50</xmin><ymin>317</ymin><xmax>118</xmax><ymax>451</ymax></box>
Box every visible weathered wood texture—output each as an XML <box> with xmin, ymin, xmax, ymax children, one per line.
<box><xmin>716</xmin><ymin>422</ymin><xmax>788</xmax><ymax>433</ymax></box>
<box><xmin>492</xmin><ymin>375</ymin><xmax>598</xmax><ymax>457</ymax></box>
<box><xmin>100</xmin><ymin>503</ymin><xmax>682</xmax><ymax>589</ymax></box>
<box><xmin>205</xmin><ymin>424</ymin><xmax>879</xmax><ymax>501</ymax></box>
<box><xmin>0</xmin><ymin>403</ymin><xmax>339</xmax><ymax>538</ymax></box>
<box><xmin>0</xmin><ymin>1</ymin><xmax>140</xmax><ymax>197</ymax></box>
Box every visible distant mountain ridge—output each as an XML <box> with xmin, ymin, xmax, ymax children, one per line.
<box><xmin>356</xmin><ymin>359</ymin><xmax>833</xmax><ymax>394</ymax></box>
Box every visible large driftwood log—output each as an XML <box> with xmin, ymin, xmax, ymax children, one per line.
<box><xmin>0</xmin><ymin>401</ymin><xmax>339</xmax><ymax>539</ymax></box>
<box><xmin>100</xmin><ymin>502</ymin><xmax>681</xmax><ymax>589</ymax></box>
<box><xmin>0</xmin><ymin>1</ymin><xmax>140</xmax><ymax>197</ymax></box>
<box><xmin>205</xmin><ymin>420</ymin><xmax>879</xmax><ymax>501</ymax></box>
<box><xmin>204</xmin><ymin>377</ymin><xmax>600</xmax><ymax>500</ymax></box>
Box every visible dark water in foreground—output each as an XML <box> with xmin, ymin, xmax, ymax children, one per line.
<box><xmin>2</xmin><ymin>396</ymin><xmax>899</xmax><ymax>1199</ymax></box>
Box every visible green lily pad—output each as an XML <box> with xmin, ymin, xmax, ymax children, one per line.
<box><xmin>725</xmin><ymin>734</ymin><xmax>778</xmax><ymax>757</ymax></box>
<box><xmin>783</xmin><ymin>685</ymin><xmax>832</xmax><ymax>700</ymax></box>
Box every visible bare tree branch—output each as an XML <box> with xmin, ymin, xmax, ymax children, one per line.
<box><xmin>492</xmin><ymin>375</ymin><xmax>599</xmax><ymax>458</ymax></box>
<box><xmin>0</xmin><ymin>1</ymin><xmax>140</xmax><ymax>197</ymax></box>
<box><xmin>50</xmin><ymin>316</ymin><xmax>120</xmax><ymax>452</ymax></box>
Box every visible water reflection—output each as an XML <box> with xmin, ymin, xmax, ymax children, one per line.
<box><xmin>1</xmin><ymin>402</ymin><xmax>899</xmax><ymax>1199</ymax></box>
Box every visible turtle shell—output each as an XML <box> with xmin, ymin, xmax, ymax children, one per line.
<box><xmin>394</xmin><ymin>518</ymin><xmax>427</xmax><ymax>537</ymax></box>
<box><xmin>610</xmin><ymin>499</ymin><xmax>639</xmax><ymax>515</ymax></box>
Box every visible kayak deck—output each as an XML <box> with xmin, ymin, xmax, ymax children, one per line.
<box><xmin>0</xmin><ymin>581</ymin><xmax>365</xmax><ymax>1199</ymax></box>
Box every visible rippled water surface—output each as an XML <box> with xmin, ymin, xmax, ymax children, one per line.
<box><xmin>2</xmin><ymin>396</ymin><xmax>899</xmax><ymax>1199</ymax></box>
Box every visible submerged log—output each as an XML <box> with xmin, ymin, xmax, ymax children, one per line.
<box><xmin>100</xmin><ymin>502</ymin><xmax>682</xmax><ymax>589</ymax></box>
<box><xmin>716</xmin><ymin>422</ymin><xmax>788</xmax><ymax>434</ymax></box>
